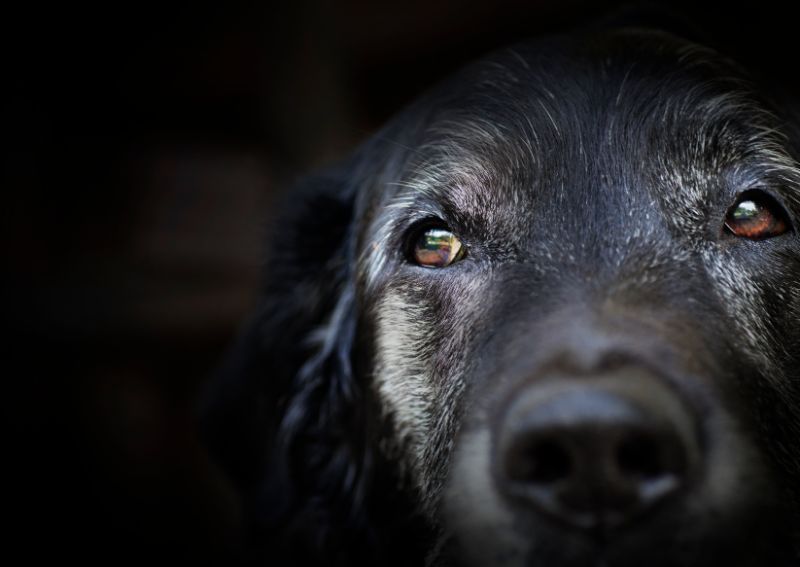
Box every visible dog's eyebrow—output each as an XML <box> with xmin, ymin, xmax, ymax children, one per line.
<box><xmin>384</xmin><ymin>116</ymin><xmax>543</xmax><ymax>224</ymax></box>
<box><xmin>384</xmin><ymin>162</ymin><xmax>510</xmax><ymax>231</ymax></box>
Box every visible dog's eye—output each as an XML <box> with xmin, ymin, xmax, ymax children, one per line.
<box><xmin>412</xmin><ymin>228</ymin><xmax>465</xmax><ymax>268</ymax></box>
<box><xmin>724</xmin><ymin>191</ymin><xmax>790</xmax><ymax>240</ymax></box>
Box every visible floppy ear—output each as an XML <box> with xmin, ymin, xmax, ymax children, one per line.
<box><xmin>199</xmin><ymin>159</ymin><xmax>371</xmax><ymax>561</ymax></box>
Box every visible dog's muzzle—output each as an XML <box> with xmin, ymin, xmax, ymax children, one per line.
<box><xmin>492</xmin><ymin>360</ymin><xmax>702</xmax><ymax>533</ymax></box>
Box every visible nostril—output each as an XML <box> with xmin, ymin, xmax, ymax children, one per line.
<box><xmin>508</xmin><ymin>439</ymin><xmax>573</xmax><ymax>484</ymax></box>
<box><xmin>616</xmin><ymin>433</ymin><xmax>666</xmax><ymax>481</ymax></box>
<box><xmin>615</xmin><ymin>430</ymin><xmax>687</xmax><ymax>504</ymax></box>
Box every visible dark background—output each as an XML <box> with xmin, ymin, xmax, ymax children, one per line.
<box><xmin>5</xmin><ymin>0</ymin><xmax>798</xmax><ymax>562</ymax></box>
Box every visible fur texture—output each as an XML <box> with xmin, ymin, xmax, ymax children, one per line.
<box><xmin>201</xmin><ymin>27</ymin><xmax>800</xmax><ymax>567</ymax></box>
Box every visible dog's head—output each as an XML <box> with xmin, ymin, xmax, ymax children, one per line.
<box><xmin>202</xmin><ymin>29</ymin><xmax>800</xmax><ymax>566</ymax></box>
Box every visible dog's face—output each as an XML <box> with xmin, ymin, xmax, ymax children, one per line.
<box><xmin>202</xmin><ymin>28</ymin><xmax>800</xmax><ymax>567</ymax></box>
<box><xmin>354</xmin><ymin>29</ymin><xmax>800</xmax><ymax>565</ymax></box>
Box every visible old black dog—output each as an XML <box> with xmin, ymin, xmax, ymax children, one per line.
<box><xmin>201</xmin><ymin>26</ymin><xmax>800</xmax><ymax>567</ymax></box>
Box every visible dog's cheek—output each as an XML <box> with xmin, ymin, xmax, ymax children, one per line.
<box><xmin>701</xmin><ymin>246</ymin><xmax>792</xmax><ymax>381</ymax></box>
<box><xmin>701</xmin><ymin>245</ymin><xmax>800</xmax><ymax>484</ymax></box>
<box><xmin>422</xmin><ymin>274</ymin><xmax>496</xmax><ymax>509</ymax></box>
<box><xmin>371</xmin><ymin>274</ymin><xmax>491</xmax><ymax>514</ymax></box>
<box><xmin>372</xmin><ymin>287</ymin><xmax>438</xmax><ymax>492</ymax></box>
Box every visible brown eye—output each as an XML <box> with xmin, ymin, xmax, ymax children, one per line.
<box><xmin>724</xmin><ymin>191</ymin><xmax>790</xmax><ymax>240</ymax></box>
<box><xmin>412</xmin><ymin>228</ymin><xmax>465</xmax><ymax>268</ymax></box>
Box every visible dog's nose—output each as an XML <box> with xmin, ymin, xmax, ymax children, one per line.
<box><xmin>496</xmin><ymin>373</ymin><xmax>699</xmax><ymax>530</ymax></box>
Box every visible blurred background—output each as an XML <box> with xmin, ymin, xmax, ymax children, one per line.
<box><xmin>5</xmin><ymin>0</ymin><xmax>798</xmax><ymax>562</ymax></box>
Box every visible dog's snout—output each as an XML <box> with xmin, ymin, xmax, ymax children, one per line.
<box><xmin>495</xmin><ymin>370</ymin><xmax>700</xmax><ymax>531</ymax></box>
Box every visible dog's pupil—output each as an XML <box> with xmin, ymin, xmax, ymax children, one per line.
<box><xmin>732</xmin><ymin>200</ymin><xmax>760</xmax><ymax>221</ymax></box>
<box><xmin>414</xmin><ymin>229</ymin><xmax>463</xmax><ymax>267</ymax></box>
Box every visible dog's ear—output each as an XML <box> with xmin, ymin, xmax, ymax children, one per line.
<box><xmin>200</xmin><ymin>165</ymin><xmax>352</xmax><ymax>461</ymax></box>
<box><xmin>198</xmin><ymin>148</ymin><xmax>384</xmax><ymax>561</ymax></box>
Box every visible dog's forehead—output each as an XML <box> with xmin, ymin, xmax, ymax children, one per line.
<box><xmin>405</xmin><ymin>34</ymin><xmax>775</xmax><ymax>196</ymax></box>
<box><xmin>357</xmin><ymin>30</ymin><xmax>799</xmax><ymax>291</ymax></box>
<box><xmin>371</xmin><ymin>30</ymin><xmax>794</xmax><ymax>236</ymax></box>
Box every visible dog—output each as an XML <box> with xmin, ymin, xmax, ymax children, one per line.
<box><xmin>200</xmin><ymin>25</ymin><xmax>800</xmax><ymax>567</ymax></box>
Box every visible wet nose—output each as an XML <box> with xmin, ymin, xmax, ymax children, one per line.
<box><xmin>496</xmin><ymin>373</ymin><xmax>699</xmax><ymax>530</ymax></box>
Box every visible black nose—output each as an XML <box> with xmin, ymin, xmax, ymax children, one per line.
<box><xmin>496</xmin><ymin>375</ymin><xmax>699</xmax><ymax>530</ymax></box>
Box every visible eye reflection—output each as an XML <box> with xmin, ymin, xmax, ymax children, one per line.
<box><xmin>413</xmin><ymin>228</ymin><xmax>465</xmax><ymax>268</ymax></box>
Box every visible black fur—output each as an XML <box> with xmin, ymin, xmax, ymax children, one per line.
<box><xmin>201</xmin><ymin>26</ymin><xmax>800</xmax><ymax>567</ymax></box>
<box><xmin>201</xmin><ymin>156</ymin><xmax>433</xmax><ymax>565</ymax></box>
